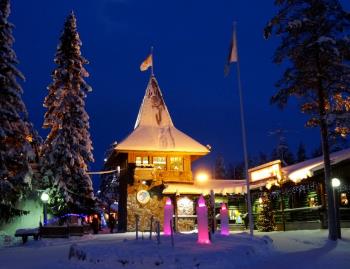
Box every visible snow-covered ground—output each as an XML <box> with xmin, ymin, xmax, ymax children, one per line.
<box><xmin>0</xmin><ymin>229</ymin><xmax>349</xmax><ymax>269</ymax></box>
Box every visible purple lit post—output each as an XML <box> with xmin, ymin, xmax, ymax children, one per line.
<box><xmin>220</xmin><ymin>203</ymin><xmax>229</xmax><ymax>236</ymax></box>
<box><xmin>196</xmin><ymin>195</ymin><xmax>210</xmax><ymax>244</ymax></box>
<box><xmin>164</xmin><ymin>197</ymin><xmax>174</xmax><ymax>235</ymax></box>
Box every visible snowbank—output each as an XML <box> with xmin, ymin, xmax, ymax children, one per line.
<box><xmin>0</xmin><ymin>230</ymin><xmax>349</xmax><ymax>269</ymax></box>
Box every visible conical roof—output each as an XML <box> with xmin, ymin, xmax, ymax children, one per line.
<box><xmin>115</xmin><ymin>76</ymin><xmax>210</xmax><ymax>154</ymax></box>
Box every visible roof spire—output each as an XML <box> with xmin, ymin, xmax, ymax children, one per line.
<box><xmin>134</xmin><ymin>75</ymin><xmax>173</xmax><ymax>129</ymax></box>
<box><xmin>115</xmin><ymin>76</ymin><xmax>210</xmax><ymax>154</ymax></box>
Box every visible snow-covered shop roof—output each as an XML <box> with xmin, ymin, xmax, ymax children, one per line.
<box><xmin>163</xmin><ymin>179</ymin><xmax>246</xmax><ymax>195</ymax></box>
<box><xmin>115</xmin><ymin>76</ymin><xmax>210</xmax><ymax>154</ymax></box>
<box><xmin>282</xmin><ymin>148</ymin><xmax>350</xmax><ymax>183</ymax></box>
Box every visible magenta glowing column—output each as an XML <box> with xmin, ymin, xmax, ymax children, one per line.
<box><xmin>220</xmin><ymin>203</ymin><xmax>229</xmax><ymax>236</ymax></box>
<box><xmin>163</xmin><ymin>197</ymin><xmax>173</xmax><ymax>235</ymax></box>
<box><xmin>196</xmin><ymin>195</ymin><xmax>210</xmax><ymax>244</ymax></box>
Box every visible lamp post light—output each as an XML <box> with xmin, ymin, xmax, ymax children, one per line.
<box><xmin>40</xmin><ymin>192</ymin><xmax>49</xmax><ymax>226</ymax></box>
<box><xmin>331</xmin><ymin>178</ymin><xmax>341</xmax><ymax>239</ymax></box>
<box><xmin>196</xmin><ymin>172</ymin><xmax>209</xmax><ymax>183</ymax></box>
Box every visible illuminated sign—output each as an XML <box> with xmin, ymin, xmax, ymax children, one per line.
<box><xmin>249</xmin><ymin>160</ymin><xmax>282</xmax><ymax>182</ymax></box>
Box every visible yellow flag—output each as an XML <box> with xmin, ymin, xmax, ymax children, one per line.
<box><xmin>140</xmin><ymin>54</ymin><xmax>153</xmax><ymax>71</ymax></box>
<box><xmin>229</xmin><ymin>28</ymin><xmax>238</xmax><ymax>63</ymax></box>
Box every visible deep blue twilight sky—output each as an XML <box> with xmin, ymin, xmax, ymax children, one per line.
<box><xmin>10</xmin><ymin>0</ymin><xmax>350</xmax><ymax>188</ymax></box>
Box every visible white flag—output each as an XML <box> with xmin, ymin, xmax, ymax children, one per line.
<box><xmin>225</xmin><ymin>26</ymin><xmax>238</xmax><ymax>76</ymax></box>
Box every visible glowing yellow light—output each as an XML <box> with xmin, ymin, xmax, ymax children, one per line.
<box><xmin>266</xmin><ymin>182</ymin><xmax>272</xmax><ymax>190</ymax></box>
<box><xmin>250</xmin><ymin>163</ymin><xmax>281</xmax><ymax>182</ymax></box>
<box><xmin>258</xmin><ymin>197</ymin><xmax>263</xmax><ymax>204</ymax></box>
<box><xmin>196</xmin><ymin>172</ymin><xmax>209</xmax><ymax>182</ymax></box>
<box><xmin>289</xmin><ymin>168</ymin><xmax>312</xmax><ymax>183</ymax></box>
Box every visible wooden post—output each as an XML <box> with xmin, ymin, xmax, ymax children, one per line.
<box><xmin>157</xmin><ymin>221</ymin><xmax>160</xmax><ymax>244</ymax></box>
<box><xmin>280</xmin><ymin>187</ymin><xmax>286</xmax><ymax>232</ymax></box>
<box><xmin>210</xmin><ymin>190</ymin><xmax>216</xmax><ymax>234</ymax></box>
<box><xmin>135</xmin><ymin>214</ymin><xmax>139</xmax><ymax>240</ymax></box>
<box><xmin>174</xmin><ymin>196</ymin><xmax>178</xmax><ymax>232</ymax></box>
<box><xmin>170</xmin><ymin>219</ymin><xmax>174</xmax><ymax>247</ymax></box>
<box><xmin>149</xmin><ymin>215</ymin><xmax>154</xmax><ymax>240</ymax></box>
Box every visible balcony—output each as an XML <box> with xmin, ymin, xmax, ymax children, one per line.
<box><xmin>134</xmin><ymin>167</ymin><xmax>193</xmax><ymax>184</ymax></box>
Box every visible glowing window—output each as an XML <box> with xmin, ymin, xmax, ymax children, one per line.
<box><xmin>341</xmin><ymin>193</ymin><xmax>348</xmax><ymax>206</ymax></box>
<box><xmin>143</xmin><ymin>156</ymin><xmax>149</xmax><ymax>165</ymax></box>
<box><xmin>153</xmin><ymin>157</ymin><xmax>166</xmax><ymax>169</ymax></box>
<box><xmin>136</xmin><ymin>157</ymin><xmax>142</xmax><ymax>166</ymax></box>
<box><xmin>170</xmin><ymin>157</ymin><xmax>183</xmax><ymax>171</ymax></box>
<box><xmin>136</xmin><ymin>156</ymin><xmax>149</xmax><ymax>167</ymax></box>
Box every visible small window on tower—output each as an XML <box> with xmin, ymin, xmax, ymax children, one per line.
<box><xmin>143</xmin><ymin>156</ymin><xmax>149</xmax><ymax>165</ymax></box>
<box><xmin>170</xmin><ymin>157</ymin><xmax>183</xmax><ymax>171</ymax></box>
<box><xmin>153</xmin><ymin>157</ymin><xmax>166</xmax><ymax>170</ymax></box>
<box><xmin>136</xmin><ymin>156</ymin><xmax>149</xmax><ymax>167</ymax></box>
<box><xmin>136</xmin><ymin>157</ymin><xmax>142</xmax><ymax>166</ymax></box>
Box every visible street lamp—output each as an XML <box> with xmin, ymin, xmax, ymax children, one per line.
<box><xmin>41</xmin><ymin>192</ymin><xmax>49</xmax><ymax>226</ymax></box>
<box><xmin>331</xmin><ymin>178</ymin><xmax>340</xmax><ymax>188</ymax></box>
<box><xmin>331</xmin><ymin>178</ymin><xmax>341</xmax><ymax>239</ymax></box>
<box><xmin>196</xmin><ymin>172</ymin><xmax>209</xmax><ymax>183</ymax></box>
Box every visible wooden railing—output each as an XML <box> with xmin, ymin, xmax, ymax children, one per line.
<box><xmin>271</xmin><ymin>206</ymin><xmax>350</xmax><ymax>223</ymax></box>
<box><xmin>134</xmin><ymin>168</ymin><xmax>193</xmax><ymax>183</ymax></box>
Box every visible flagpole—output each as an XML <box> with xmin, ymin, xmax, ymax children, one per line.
<box><xmin>234</xmin><ymin>22</ymin><xmax>254</xmax><ymax>236</ymax></box>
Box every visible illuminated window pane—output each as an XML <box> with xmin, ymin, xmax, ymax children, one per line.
<box><xmin>143</xmin><ymin>156</ymin><xmax>149</xmax><ymax>165</ymax></box>
<box><xmin>136</xmin><ymin>156</ymin><xmax>150</xmax><ymax>167</ymax></box>
<box><xmin>170</xmin><ymin>157</ymin><xmax>183</xmax><ymax>171</ymax></box>
<box><xmin>153</xmin><ymin>157</ymin><xmax>166</xmax><ymax>169</ymax></box>
<box><xmin>341</xmin><ymin>193</ymin><xmax>348</xmax><ymax>206</ymax></box>
<box><xmin>136</xmin><ymin>157</ymin><xmax>142</xmax><ymax>166</ymax></box>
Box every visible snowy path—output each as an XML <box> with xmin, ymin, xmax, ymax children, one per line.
<box><xmin>0</xmin><ymin>230</ymin><xmax>349</xmax><ymax>269</ymax></box>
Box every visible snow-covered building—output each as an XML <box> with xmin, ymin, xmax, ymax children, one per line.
<box><xmin>248</xmin><ymin>149</ymin><xmax>350</xmax><ymax>230</ymax></box>
<box><xmin>106</xmin><ymin>75</ymin><xmax>210</xmax><ymax>231</ymax></box>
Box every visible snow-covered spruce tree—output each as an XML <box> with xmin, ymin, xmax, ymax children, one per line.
<box><xmin>214</xmin><ymin>155</ymin><xmax>227</xmax><ymax>179</ymax></box>
<box><xmin>0</xmin><ymin>0</ymin><xmax>37</xmax><ymax>223</ymax></box>
<box><xmin>256</xmin><ymin>193</ymin><xmax>275</xmax><ymax>232</ymax></box>
<box><xmin>40</xmin><ymin>12</ymin><xmax>95</xmax><ymax>216</ymax></box>
<box><xmin>297</xmin><ymin>142</ymin><xmax>307</xmax><ymax>162</ymax></box>
<box><xmin>98</xmin><ymin>142</ymin><xmax>119</xmax><ymax>213</ymax></box>
<box><xmin>264</xmin><ymin>0</ymin><xmax>350</xmax><ymax>240</ymax></box>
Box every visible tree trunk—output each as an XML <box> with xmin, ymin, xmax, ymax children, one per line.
<box><xmin>318</xmin><ymin>87</ymin><xmax>337</xmax><ymax>241</ymax></box>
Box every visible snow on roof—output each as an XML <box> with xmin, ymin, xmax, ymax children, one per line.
<box><xmin>163</xmin><ymin>179</ymin><xmax>246</xmax><ymax>195</ymax></box>
<box><xmin>282</xmin><ymin>148</ymin><xmax>350</xmax><ymax>183</ymax></box>
<box><xmin>115</xmin><ymin>76</ymin><xmax>210</xmax><ymax>154</ymax></box>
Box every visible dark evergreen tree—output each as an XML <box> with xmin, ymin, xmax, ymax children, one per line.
<box><xmin>256</xmin><ymin>193</ymin><xmax>275</xmax><ymax>232</ymax></box>
<box><xmin>329</xmin><ymin>135</ymin><xmax>349</xmax><ymax>152</ymax></box>
<box><xmin>227</xmin><ymin>163</ymin><xmax>245</xmax><ymax>179</ymax></box>
<box><xmin>264</xmin><ymin>0</ymin><xmax>350</xmax><ymax>240</ymax></box>
<box><xmin>226</xmin><ymin>157</ymin><xmax>257</xmax><ymax>179</ymax></box>
<box><xmin>270</xmin><ymin>129</ymin><xmax>295</xmax><ymax>165</ymax></box>
<box><xmin>297</xmin><ymin>142</ymin><xmax>307</xmax><ymax>162</ymax></box>
<box><xmin>214</xmin><ymin>155</ymin><xmax>227</xmax><ymax>179</ymax></box>
<box><xmin>0</xmin><ymin>0</ymin><xmax>37</xmax><ymax>223</ymax></box>
<box><xmin>257</xmin><ymin>151</ymin><xmax>269</xmax><ymax>165</ymax></box>
<box><xmin>98</xmin><ymin>142</ymin><xmax>119</xmax><ymax>212</ymax></box>
<box><xmin>226</xmin><ymin>163</ymin><xmax>235</xmax><ymax>179</ymax></box>
<box><xmin>311</xmin><ymin>144</ymin><xmax>323</xmax><ymax>158</ymax></box>
<box><xmin>40</xmin><ymin>12</ymin><xmax>95</xmax><ymax>216</ymax></box>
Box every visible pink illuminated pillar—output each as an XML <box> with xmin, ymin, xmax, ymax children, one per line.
<box><xmin>163</xmin><ymin>197</ymin><xmax>173</xmax><ymax>235</ymax></box>
<box><xmin>220</xmin><ymin>203</ymin><xmax>229</xmax><ymax>236</ymax></box>
<box><xmin>196</xmin><ymin>195</ymin><xmax>210</xmax><ymax>244</ymax></box>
